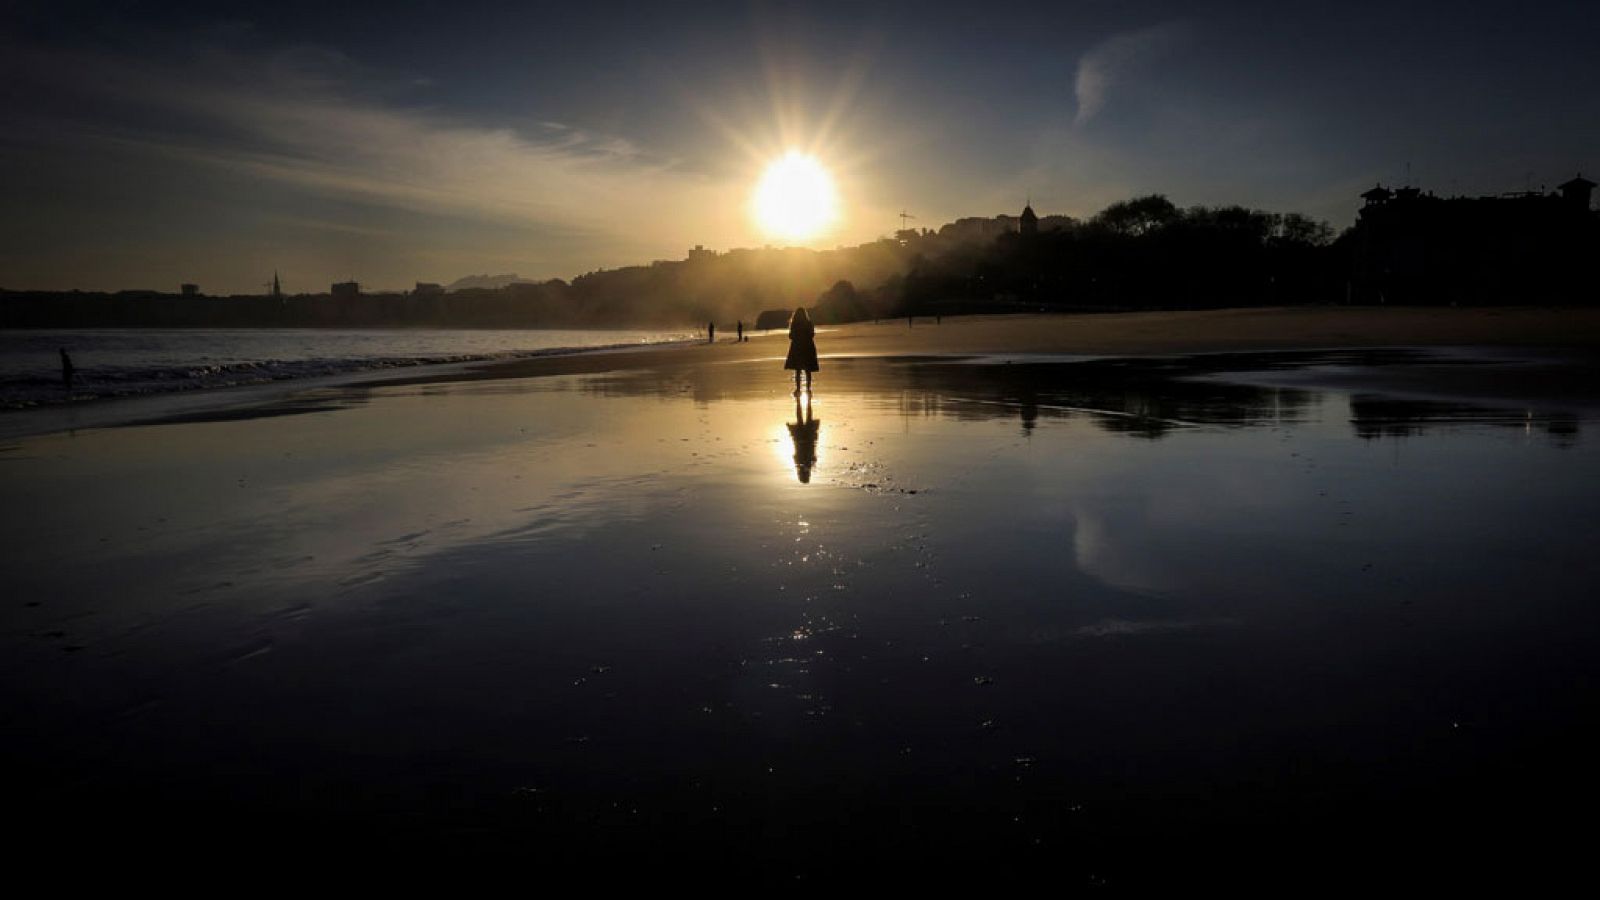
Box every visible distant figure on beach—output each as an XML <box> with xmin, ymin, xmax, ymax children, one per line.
<box><xmin>59</xmin><ymin>348</ymin><xmax>75</xmax><ymax>388</ymax></box>
<box><xmin>708</xmin><ymin>321</ymin><xmax>715</xmax><ymax>343</ymax></box>
<box><xmin>785</xmin><ymin>306</ymin><xmax>819</xmax><ymax>395</ymax></box>
<box><xmin>737</xmin><ymin>320</ymin><xmax>744</xmax><ymax>342</ymax></box>
<box><xmin>787</xmin><ymin>395</ymin><xmax>820</xmax><ymax>484</ymax></box>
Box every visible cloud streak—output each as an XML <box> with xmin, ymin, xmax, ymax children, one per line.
<box><xmin>1073</xmin><ymin>21</ymin><xmax>1188</xmax><ymax>126</ymax></box>
<box><xmin>0</xmin><ymin>38</ymin><xmax>750</xmax><ymax>286</ymax></box>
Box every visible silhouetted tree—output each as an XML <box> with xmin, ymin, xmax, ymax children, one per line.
<box><xmin>813</xmin><ymin>280</ymin><xmax>868</xmax><ymax>323</ymax></box>
<box><xmin>1276</xmin><ymin>212</ymin><xmax>1335</xmax><ymax>247</ymax></box>
<box><xmin>1092</xmin><ymin>195</ymin><xmax>1179</xmax><ymax>236</ymax></box>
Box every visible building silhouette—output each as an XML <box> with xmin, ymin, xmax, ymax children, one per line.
<box><xmin>1019</xmin><ymin>201</ymin><xmax>1038</xmax><ymax>236</ymax></box>
<box><xmin>1350</xmin><ymin>174</ymin><xmax>1598</xmax><ymax>304</ymax></box>
<box><xmin>1559</xmin><ymin>174</ymin><xmax>1595</xmax><ymax>209</ymax></box>
<box><xmin>414</xmin><ymin>282</ymin><xmax>444</xmax><ymax>296</ymax></box>
<box><xmin>180</xmin><ymin>283</ymin><xmax>199</xmax><ymax>297</ymax></box>
<box><xmin>331</xmin><ymin>281</ymin><xmax>360</xmax><ymax>299</ymax></box>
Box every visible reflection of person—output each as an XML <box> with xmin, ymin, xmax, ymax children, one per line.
<box><xmin>784</xmin><ymin>307</ymin><xmax>819</xmax><ymax>395</ymax></box>
<box><xmin>787</xmin><ymin>395</ymin><xmax>820</xmax><ymax>484</ymax></box>
<box><xmin>59</xmin><ymin>348</ymin><xmax>75</xmax><ymax>388</ymax></box>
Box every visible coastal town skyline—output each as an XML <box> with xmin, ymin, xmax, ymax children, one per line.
<box><xmin>5</xmin><ymin>170</ymin><xmax>1593</xmax><ymax>312</ymax></box>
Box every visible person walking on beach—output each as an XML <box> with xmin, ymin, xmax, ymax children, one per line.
<box><xmin>737</xmin><ymin>320</ymin><xmax>744</xmax><ymax>343</ymax></box>
<box><xmin>59</xmin><ymin>348</ymin><xmax>75</xmax><ymax>389</ymax></box>
<box><xmin>708</xmin><ymin>321</ymin><xmax>715</xmax><ymax>343</ymax></box>
<box><xmin>785</xmin><ymin>306</ymin><xmax>819</xmax><ymax>395</ymax></box>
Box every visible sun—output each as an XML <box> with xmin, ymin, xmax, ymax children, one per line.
<box><xmin>753</xmin><ymin>152</ymin><xmax>839</xmax><ymax>242</ymax></box>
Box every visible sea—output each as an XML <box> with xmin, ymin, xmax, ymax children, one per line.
<box><xmin>0</xmin><ymin>327</ymin><xmax>696</xmax><ymax>409</ymax></box>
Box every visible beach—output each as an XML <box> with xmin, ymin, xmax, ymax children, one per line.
<box><xmin>381</xmin><ymin>304</ymin><xmax>1600</xmax><ymax>382</ymax></box>
<box><xmin>4</xmin><ymin>307</ymin><xmax>1600</xmax><ymax>886</ymax></box>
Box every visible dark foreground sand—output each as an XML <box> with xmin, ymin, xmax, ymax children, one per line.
<box><xmin>4</xmin><ymin>307</ymin><xmax>1600</xmax><ymax>887</ymax></box>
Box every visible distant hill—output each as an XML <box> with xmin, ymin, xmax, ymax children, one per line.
<box><xmin>446</xmin><ymin>273</ymin><xmax>535</xmax><ymax>292</ymax></box>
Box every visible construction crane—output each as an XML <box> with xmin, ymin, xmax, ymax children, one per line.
<box><xmin>897</xmin><ymin>209</ymin><xmax>916</xmax><ymax>231</ymax></box>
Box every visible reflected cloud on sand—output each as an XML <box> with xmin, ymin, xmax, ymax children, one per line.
<box><xmin>787</xmin><ymin>395</ymin><xmax>820</xmax><ymax>483</ymax></box>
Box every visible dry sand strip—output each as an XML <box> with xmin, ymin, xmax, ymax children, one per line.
<box><xmin>370</xmin><ymin>306</ymin><xmax>1600</xmax><ymax>389</ymax></box>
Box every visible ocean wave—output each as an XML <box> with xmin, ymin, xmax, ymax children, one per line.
<box><xmin>0</xmin><ymin>338</ymin><xmax>693</xmax><ymax>410</ymax></box>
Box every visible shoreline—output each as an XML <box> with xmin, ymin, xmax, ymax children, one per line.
<box><xmin>0</xmin><ymin>333</ymin><xmax>700</xmax><ymax>441</ymax></box>
<box><xmin>4</xmin><ymin>306</ymin><xmax>1599</xmax><ymax>440</ymax></box>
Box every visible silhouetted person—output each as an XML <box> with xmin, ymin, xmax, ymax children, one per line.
<box><xmin>787</xmin><ymin>395</ymin><xmax>820</xmax><ymax>483</ymax></box>
<box><xmin>708</xmin><ymin>321</ymin><xmax>715</xmax><ymax>343</ymax></box>
<box><xmin>785</xmin><ymin>306</ymin><xmax>819</xmax><ymax>395</ymax></box>
<box><xmin>59</xmin><ymin>348</ymin><xmax>75</xmax><ymax>388</ymax></box>
<box><xmin>737</xmin><ymin>320</ymin><xmax>744</xmax><ymax>342</ymax></box>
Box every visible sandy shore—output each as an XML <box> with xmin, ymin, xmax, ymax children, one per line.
<box><xmin>373</xmin><ymin>306</ymin><xmax>1600</xmax><ymax>388</ymax></box>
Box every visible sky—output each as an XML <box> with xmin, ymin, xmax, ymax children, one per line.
<box><xmin>2</xmin><ymin>0</ymin><xmax>1596</xmax><ymax>294</ymax></box>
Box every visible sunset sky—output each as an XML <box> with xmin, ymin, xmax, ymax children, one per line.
<box><xmin>3</xmin><ymin>0</ymin><xmax>1596</xmax><ymax>294</ymax></box>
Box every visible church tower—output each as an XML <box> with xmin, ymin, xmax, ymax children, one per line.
<box><xmin>1019</xmin><ymin>201</ymin><xmax>1038</xmax><ymax>236</ymax></box>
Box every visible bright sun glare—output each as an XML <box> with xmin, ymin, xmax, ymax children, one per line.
<box><xmin>753</xmin><ymin>152</ymin><xmax>839</xmax><ymax>242</ymax></box>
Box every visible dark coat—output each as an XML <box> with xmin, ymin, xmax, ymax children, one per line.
<box><xmin>784</xmin><ymin>317</ymin><xmax>820</xmax><ymax>372</ymax></box>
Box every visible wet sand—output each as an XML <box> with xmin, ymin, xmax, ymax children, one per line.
<box><xmin>4</xmin><ymin>308</ymin><xmax>1600</xmax><ymax>886</ymax></box>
